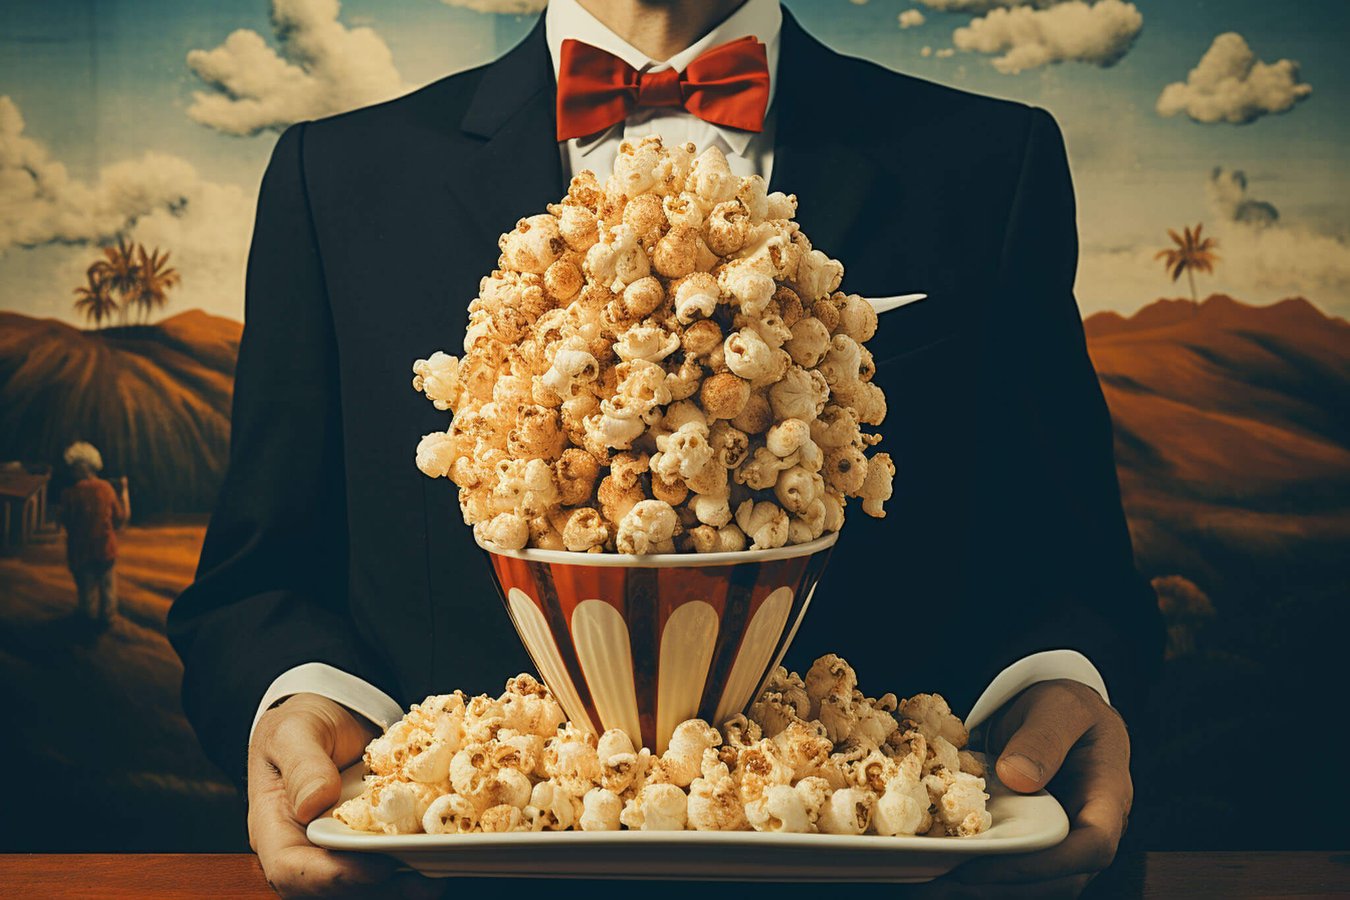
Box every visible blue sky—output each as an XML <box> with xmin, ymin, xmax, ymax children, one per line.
<box><xmin>2</xmin><ymin>0</ymin><xmax>1346</xmax><ymax>323</ymax></box>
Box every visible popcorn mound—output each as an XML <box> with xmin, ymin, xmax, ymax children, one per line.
<box><xmin>334</xmin><ymin>655</ymin><xmax>992</xmax><ymax>837</ymax></box>
<box><xmin>413</xmin><ymin>136</ymin><xmax>894</xmax><ymax>553</ymax></box>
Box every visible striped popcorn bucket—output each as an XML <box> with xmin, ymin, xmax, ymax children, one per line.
<box><xmin>478</xmin><ymin>533</ymin><xmax>837</xmax><ymax>754</ymax></box>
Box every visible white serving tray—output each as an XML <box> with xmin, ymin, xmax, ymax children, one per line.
<box><xmin>308</xmin><ymin>757</ymin><xmax>1067</xmax><ymax>882</ymax></box>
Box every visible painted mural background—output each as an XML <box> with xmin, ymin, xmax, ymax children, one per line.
<box><xmin>1</xmin><ymin>0</ymin><xmax>1346</xmax><ymax>852</ymax></box>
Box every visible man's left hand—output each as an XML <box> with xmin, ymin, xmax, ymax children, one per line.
<box><xmin>948</xmin><ymin>679</ymin><xmax>1132</xmax><ymax>898</ymax></box>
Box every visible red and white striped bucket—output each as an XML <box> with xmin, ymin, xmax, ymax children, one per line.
<box><xmin>478</xmin><ymin>533</ymin><xmax>837</xmax><ymax>754</ymax></box>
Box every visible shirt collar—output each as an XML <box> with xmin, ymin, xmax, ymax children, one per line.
<box><xmin>545</xmin><ymin>0</ymin><xmax>782</xmax><ymax>158</ymax></box>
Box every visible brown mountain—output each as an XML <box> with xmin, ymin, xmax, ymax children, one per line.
<box><xmin>3</xmin><ymin>294</ymin><xmax>1346</xmax><ymax>579</ymax></box>
<box><xmin>1084</xmin><ymin>294</ymin><xmax>1350</xmax><ymax>600</ymax></box>
<box><xmin>0</xmin><ymin>310</ymin><xmax>242</xmax><ymax>516</ymax></box>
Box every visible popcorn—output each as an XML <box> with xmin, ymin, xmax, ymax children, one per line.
<box><xmin>412</xmin><ymin>352</ymin><xmax>461</xmax><ymax>411</ymax></box>
<box><xmin>474</xmin><ymin>512</ymin><xmax>528</xmax><ymax>552</ymax></box>
<box><xmin>480</xmin><ymin>804</ymin><xmax>524</xmax><ymax>833</ymax></box>
<box><xmin>422</xmin><ymin>793</ymin><xmax>478</xmax><ymax>835</ymax></box>
<box><xmin>562</xmin><ymin>507</ymin><xmax>609</xmax><ymax>552</ymax></box>
<box><xmin>586</xmin><ymin>224</ymin><xmax>650</xmax><ymax>292</ymax></box>
<box><xmin>735</xmin><ymin>499</ymin><xmax>789</xmax><ymax>551</ymax></box>
<box><xmin>415</xmin><ymin>431</ymin><xmax>457</xmax><ymax>479</ymax></box>
<box><xmin>859</xmin><ymin>451</ymin><xmax>895</xmax><ymax>519</ymax></box>
<box><xmin>745</xmin><ymin>784</ymin><xmax>810</xmax><ymax>833</ymax></box>
<box><xmin>652</xmin><ymin>422</ymin><xmax>714</xmax><ymax>482</ymax></box>
<box><xmin>731</xmin><ymin>392</ymin><xmax>773</xmax><ymax>435</ymax></box>
<box><xmin>621</xmin><ymin>783</ymin><xmax>689</xmax><ymax>831</ymax></box>
<box><xmin>689</xmin><ymin>146</ymin><xmax>738</xmax><ymax>205</ymax></box>
<box><xmin>412</xmin><ymin>137</ymin><xmax>892</xmax><ymax>553</ymax></box>
<box><xmin>649</xmin><ymin>719</ymin><xmax>722</xmax><ymax>788</ymax></box>
<box><xmin>542</xmin><ymin>723</ymin><xmax>603</xmax><ymax>795</ymax></box>
<box><xmin>900</xmin><ymin>694</ymin><xmax>970</xmax><ymax>751</ymax></box>
<box><xmin>724</xmin><ymin>328</ymin><xmax>777</xmax><ymax>382</ymax></box>
<box><xmin>871</xmin><ymin>777</ymin><xmax>931</xmax><ymax>836</ymax></box>
<box><xmin>580</xmin><ymin>787</ymin><xmax>623</xmax><ymax>831</ymax></box>
<box><xmin>616</xmin><ymin>499</ymin><xmax>678</xmax><ymax>555</ymax></box>
<box><xmin>525</xmin><ymin>780</ymin><xmax>580</xmax><ymax>831</ymax></box>
<box><xmin>795</xmin><ymin>248</ymin><xmax>844</xmax><ymax>302</ymax></box>
<box><xmin>339</xmin><ymin>660</ymin><xmax>989</xmax><ymax>838</ymax></box>
<box><xmin>817</xmin><ymin>786</ymin><xmax>875</xmax><ymax>835</ymax></box>
<box><xmin>596</xmin><ymin>729</ymin><xmax>649</xmax><ymax>796</ymax></box>
<box><xmin>687</xmin><ymin>752</ymin><xmax>750</xmax><ymax>831</ymax></box>
<box><xmin>932</xmin><ymin>770</ymin><xmax>993</xmax><ymax>837</ymax></box>
<box><xmin>774</xmin><ymin>466</ymin><xmax>825</xmax><ymax>516</ymax></box>
<box><xmin>699</xmin><ymin>372</ymin><xmax>751</xmax><ymax>421</ymax></box>
<box><xmin>822</xmin><ymin>446</ymin><xmax>868</xmax><ymax>496</ymax></box>
<box><xmin>836</xmin><ymin>294</ymin><xmax>879</xmax><ymax>343</ymax></box>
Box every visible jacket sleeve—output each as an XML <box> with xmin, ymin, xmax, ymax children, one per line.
<box><xmin>979</xmin><ymin>108</ymin><xmax>1164</xmax><ymax>724</ymax></box>
<box><xmin>168</xmin><ymin>122</ymin><xmax>397</xmax><ymax>785</ymax></box>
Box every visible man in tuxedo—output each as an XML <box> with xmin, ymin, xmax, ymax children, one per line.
<box><xmin>170</xmin><ymin>0</ymin><xmax>1162</xmax><ymax>894</ymax></box>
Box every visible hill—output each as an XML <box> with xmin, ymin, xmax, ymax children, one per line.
<box><xmin>1083</xmin><ymin>294</ymin><xmax>1350</xmax><ymax>605</ymax></box>
<box><xmin>0</xmin><ymin>523</ymin><xmax>245</xmax><ymax>850</ymax></box>
<box><xmin>0</xmin><ymin>311</ymin><xmax>242</xmax><ymax>516</ymax></box>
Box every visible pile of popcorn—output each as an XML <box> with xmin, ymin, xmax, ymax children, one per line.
<box><xmin>333</xmin><ymin>655</ymin><xmax>992</xmax><ymax>837</ymax></box>
<box><xmin>412</xmin><ymin>136</ymin><xmax>894</xmax><ymax>553</ymax></box>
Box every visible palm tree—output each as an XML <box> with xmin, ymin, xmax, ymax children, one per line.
<box><xmin>73</xmin><ymin>270</ymin><xmax>119</xmax><ymax>329</ymax></box>
<box><xmin>127</xmin><ymin>245</ymin><xmax>181</xmax><ymax>323</ymax></box>
<box><xmin>1155</xmin><ymin>224</ymin><xmax>1220</xmax><ymax>308</ymax></box>
<box><xmin>89</xmin><ymin>236</ymin><xmax>140</xmax><ymax>325</ymax></box>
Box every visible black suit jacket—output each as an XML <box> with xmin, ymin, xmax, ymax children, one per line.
<box><xmin>169</xmin><ymin>10</ymin><xmax>1163</xmax><ymax>783</ymax></box>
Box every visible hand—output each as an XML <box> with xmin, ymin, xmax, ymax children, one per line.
<box><xmin>945</xmin><ymin>679</ymin><xmax>1132</xmax><ymax>898</ymax></box>
<box><xmin>248</xmin><ymin>693</ymin><xmax>436</xmax><ymax>898</ymax></box>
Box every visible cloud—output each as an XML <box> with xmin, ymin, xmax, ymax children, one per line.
<box><xmin>438</xmin><ymin>0</ymin><xmax>546</xmax><ymax>11</ymax></box>
<box><xmin>186</xmin><ymin>0</ymin><xmax>406</xmax><ymax>136</ymax></box>
<box><xmin>1206</xmin><ymin>168</ymin><xmax>1278</xmax><ymax>228</ymax></box>
<box><xmin>899</xmin><ymin>10</ymin><xmax>927</xmax><ymax>29</ymax></box>
<box><xmin>1156</xmin><ymin>33</ymin><xmax>1312</xmax><ymax>125</ymax></box>
<box><xmin>952</xmin><ymin>0</ymin><xmax>1142</xmax><ymax>74</ymax></box>
<box><xmin>0</xmin><ymin>95</ymin><xmax>254</xmax><ymax>321</ymax></box>
<box><xmin>1201</xmin><ymin>170</ymin><xmax>1350</xmax><ymax>306</ymax></box>
<box><xmin>0</xmin><ymin>96</ymin><xmax>193</xmax><ymax>250</ymax></box>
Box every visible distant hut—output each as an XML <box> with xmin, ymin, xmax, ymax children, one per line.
<box><xmin>0</xmin><ymin>462</ymin><xmax>52</xmax><ymax>553</ymax></box>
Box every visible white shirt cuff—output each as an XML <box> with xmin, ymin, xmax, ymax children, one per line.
<box><xmin>963</xmin><ymin>649</ymin><xmax>1110</xmax><ymax>734</ymax></box>
<box><xmin>249</xmin><ymin>662</ymin><xmax>404</xmax><ymax>744</ymax></box>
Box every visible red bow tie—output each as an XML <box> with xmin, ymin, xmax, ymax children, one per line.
<box><xmin>555</xmin><ymin>36</ymin><xmax>770</xmax><ymax>142</ymax></box>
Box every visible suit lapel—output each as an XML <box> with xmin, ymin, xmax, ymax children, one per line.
<box><xmin>769</xmin><ymin>10</ymin><xmax>886</xmax><ymax>260</ymax></box>
<box><xmin>449</xmin><ymin>17</ymin><xmax>566</xmax><ymax>248</ymax></box>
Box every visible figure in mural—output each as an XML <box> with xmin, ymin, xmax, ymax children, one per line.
<box><xmin>60</xmin><ymin>442</ymin><xmax>129</xmax><ymax>628</ymax></box>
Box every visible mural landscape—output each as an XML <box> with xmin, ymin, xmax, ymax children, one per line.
<box><xmin>1</xmin><ymin>0</ymin><xmax>1346</xmax><ymax>852</ymax></box>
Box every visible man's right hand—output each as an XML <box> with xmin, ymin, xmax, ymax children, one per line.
<box><xmin>247</xmin><ymin>693</ymin><xmax>430</xmax><ymax>897</ymax></box>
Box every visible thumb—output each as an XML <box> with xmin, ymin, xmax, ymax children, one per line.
<box><xmin>265</xmin><ymin>712</ymin><xmax>343</xmax><ymax>824</ymax></box>
<box><xmin>995</xmin><ymin>685</ymin><xmax>1093</xmax><ymax>794</ymax></box>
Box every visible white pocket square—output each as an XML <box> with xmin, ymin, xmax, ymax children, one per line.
<box><xmin>865</xmin><ymin>293</ymin><xmax>928</xmax><ymax>314</ymax></box>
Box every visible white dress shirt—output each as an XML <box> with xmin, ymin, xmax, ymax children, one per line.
<box><xmin>250</xmin><ymin>0</ymin><xmax>1110</xmax><ymax>747</ymax></box>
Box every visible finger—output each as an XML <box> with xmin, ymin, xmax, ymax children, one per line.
<box><xmin>249</xmin><ymin>754</ymin><xmax>396</xmax><ymax>896</ymax></box>
<box><xmin>956</xmin><ymin>744</ymin><xmax>1129</xmax><ymax>884</ymax></box>
<box><xmin>263</xmin><ymin>709</ymin><xmax>349</xmax><ymax>823</ymax></box>
<box><xmin>952</xmin><ymin>801</ymin><xmax>1120</xmax><ymax>884</ymax></box>
<box><xmin>995</xmin><ymin>686</ymin><xmax>1096</xmax><ymax>793</ymax></box>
